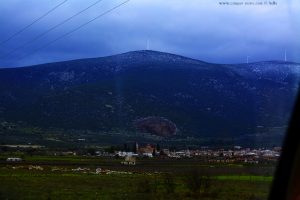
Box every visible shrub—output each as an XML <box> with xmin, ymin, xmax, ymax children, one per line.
<box><xmin>163</xmin><ymin>173</ymin><xmax>176</xmax><ymax>194</ymax></box>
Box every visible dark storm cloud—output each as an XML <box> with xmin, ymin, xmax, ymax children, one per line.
<box><xmin>0</xmin><ymin>0</ymin><xmax>299</xmax><ymax>67</ymax></box>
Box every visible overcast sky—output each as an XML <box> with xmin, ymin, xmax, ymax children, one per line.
<box><xmin>0</xmin><ymin>0</ymin><xmax>299</xmax><ymax>67</ymax></box>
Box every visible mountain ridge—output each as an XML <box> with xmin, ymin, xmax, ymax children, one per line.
<box><xmin>0</xmin><ymin>50</ymin><xmax>299</xmax><ymax>146</ymax></box>
<box><xmin>2</xmin><ymin>50</ymin><xmax>299</xmax><ymax>70</ymax></box>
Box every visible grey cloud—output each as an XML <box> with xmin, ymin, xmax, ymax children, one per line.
<box><xmin>0</xmin><ymin>0</ymin><xmax>299</xmax><ymax>67</ymax></box>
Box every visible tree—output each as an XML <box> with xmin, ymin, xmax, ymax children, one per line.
<box><xmin>26</xmin><ymin>148</ymin><xmax>36</xmax><ymax>156</ymax></box>
<box><xmin>87</xmin><ymin>148</ymin><xmax>96</xmax><ymax>156</ymax></box>
<box><xmin>136</xmin><ymin>179</ymin><xmax>153</xmax><ymax>193</ymax></box>
<box><xmin>152</xmin><ymin>148</ymin><xmax>156</xmax><ymax>157</ymax></box>
<box><xmin>184</xmin><ymin>169</ymin><xmax>202</xmax><ymax>195</ymax></box>
<box><xmin>0</xmin><ymin>146</ymin><xmax>8</xmax><ymax>152</ymax></box>
<box><xmin>133</xmin><ymin>142</ymin><xmax>138</xmax><ymax>153</ymax></box>
<box><xmin>156</xmin><ymin>143</ymin><xmax>160</xmax><ymax>151</ymax></box>
<box><xmin>123</xmin><ymin>143</ymin><xmax>129</xmax><ymax>152</ymax></box>
<box><xmin>183</xmin><ymin>169</ymin><xmax>213</xmax><ymax>197</ymax></box>
<box><xmin>163</xmin><ymin>173</ymin><xmax>175</xmax><ymax>194</ymax></box>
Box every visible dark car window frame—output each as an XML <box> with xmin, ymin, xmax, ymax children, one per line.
<box><xmin>269</xmin><ymin>89</ymin><xmax>300</xmax><ymax>200</ymax></box>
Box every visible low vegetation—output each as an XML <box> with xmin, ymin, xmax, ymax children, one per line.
<box><xmin>0</xmin><ymin>154</ymin><xmax>273</xmax><ymax>200</ymax></box>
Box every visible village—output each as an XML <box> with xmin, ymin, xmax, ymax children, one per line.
<box><xmin>110</xmin><ymin>144</ymin><xmax>281</xmax><ymax>165</ymax></box>
<box><xmin>4</xmin><ymin>143</ymin><xmax>281</xmax><ymax>166</ymax></box>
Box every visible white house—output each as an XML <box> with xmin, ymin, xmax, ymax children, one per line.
<box><xmin>121</xmin><ymin>156</ymin><xmax>136</xmax><ymax>165</ymax></box>
<box><xmin>6</xmin><ymin>157</ymin><xmax>22</xmax><ymax>162</ymax></box>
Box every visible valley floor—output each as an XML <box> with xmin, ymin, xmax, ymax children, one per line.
<box><xmin>0</xmin><ymin>155</ymin><xmax>274</xmax><ymax>200</ymax></box>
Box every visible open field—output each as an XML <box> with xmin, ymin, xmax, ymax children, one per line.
<box><xmin>0</xmin><ymin>155</ymin><xmax>275</xmax><ymax>200</ymax></box>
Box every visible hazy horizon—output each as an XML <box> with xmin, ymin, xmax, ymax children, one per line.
<box><xmin>1</xmin><ymin>49</ymin><xmax>299</xmax><ymax>69</ymax></box>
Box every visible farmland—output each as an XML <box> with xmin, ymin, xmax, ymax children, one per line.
<box><xmin>0</xmin><ymin>155</ymin><xmax>275</xmax><ymax>200</ymax></box>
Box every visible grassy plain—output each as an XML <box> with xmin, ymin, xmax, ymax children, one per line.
<box><xmin>0</xmin><ymin>155</ymin><xmax>275</xmax><ymax>200</ymax></box>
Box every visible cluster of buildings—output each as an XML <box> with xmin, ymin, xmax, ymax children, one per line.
<box><xmin>5</xmin><ymin>143</ymin><xmax>281</xmax><ymax>165</ymax></box>
<box><xmin>184</xmin><ymin>146</ymin><xmax>281</xmax><ymax>163</ymax></box>
<box><xmin>115</xmin><ymin>143</ymin><xmax>155</xmax><ymax>158</ymax></box>
<box><xmin>106</xmin><ymin>144</ymin><xmax>281</xmax><ymax>164</ymax></box>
